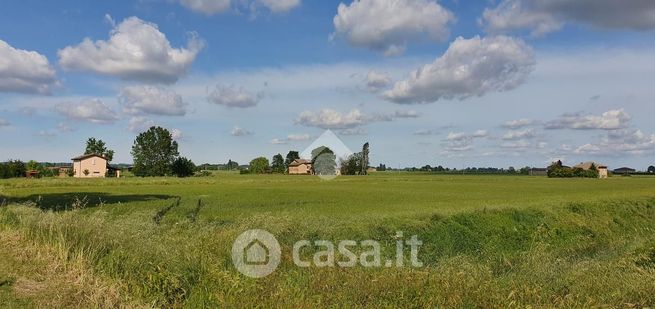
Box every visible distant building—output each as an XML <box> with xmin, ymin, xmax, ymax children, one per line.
<box><xmin>574</xmin><ymin>161</ymin><xmax>608</xmax><ymax>179</ymax></box>
<box><xmin>71</xmin><ymin>154</ymin><xmax>108</xmax><ymax>178</ymax></box>
<box><xmin>288</xmin><ymin>159</ymin><xmax>312</xmax><ymax>175</ymax></box>
<box><xmin>529</xmin><ymin>168</ymin><xmax>547</xmax><ymax>176</ymax></box>
<box><xmin>613</xmin><ymin>167</ymin><xmax>636</xmax><ymax>174</ymax></box>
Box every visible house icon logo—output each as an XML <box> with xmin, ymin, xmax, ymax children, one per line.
<box><xmin>231</xmin><ymin>229</ymin><xmax>281</xmax><ymax>278</ymax></box>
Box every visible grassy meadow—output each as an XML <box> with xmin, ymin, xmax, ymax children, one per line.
<box><xmin>1</xmin><ymin>172</ymin><xmax>655</xmax><ymax>307</ymax></box>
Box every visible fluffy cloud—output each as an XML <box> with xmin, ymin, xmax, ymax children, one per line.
<box><xmin>171</xmin><ymin>128</ymin><xmax>184</xmax><ymax>140</ymax></box>
<box><xmin>287</xmin><ymin>133</ymin><xmax>310</xmax><ymax>141</ymax></box>
<box><xmin>332</xmin><ymin>0</ymin><xmax>455</xmax><ymax>56</ymax></box>
<box><xmin>178</xmin><ymin>0</ymin><xmax>301</xmax><ymax>15</ymax></box>
<box><xmin>502</xmin><ymin>118</ymin><xmax>535</xmax><ymax>129</ymax></box>
<box><xmin>574</xmin><ymin>129</ymin><xmax>655</xmax><ymax>156</ymax></box>
<box><xmin>383</xmin><ymin>35</ymin><xmax>535</xmax><ymax>104</ymax></box>
<box><xmin>545</xmin><ymin>109</ymin><xmax>631</xmax><ymax>130</ymax></box>
<box><xmin>128</xmin><ymin>116</ymin><xmax>156</xmax><ymax>133</ymax></box>
<box><xmin>119</xmin><ymin>85</ymin><xmax>187</xmax><ymax>116</ymax></box>
<box><xmin>231</xmin><ymin>126</ymin><xmax>254</xmax><ymax>136</ymax></box>
<box><xmin>208</xmin><ymin>85</ymin><xmax>260</xmax><ymax>108</ymax></box>
<box><xmin>339</xmin><ymin>128</ymin><xmax>368</xmax><ymax>136</ymax></box>
<box><xmin>0</xmin><ymin>40</ymin><xmax>58</xmax><ymax>94</ymax></box>
<box><xmin>296</xmin><ymin>109</ymin><xmax>367</xmax><ymax>130</ymax></box>
<box><xmin>502</xmin><ymin>128</ymin><xmax>536</xmax><ymax>140</ymax></box>
<box><xmin>179</xmin><ymin>0</ymin><xmax>231</xmax><ymax>15</ymax></box>
<box><xmin>295</xmin><ymin>108</ymin><xmax>417</xmax><ymax>130</ymax></box>
<box><xmin>55</xmin><ymin>99</ymin><xmax>118</xmax><ymax>124</ymax></box>
<box><xmin>270</xmin><ymin>138</ymin><xmax>288</xmax><ymax>145</ymax></box>
<box><xmin>482</xmin><ymin>0</ymin><xmax>655</xmax><ymax>36</ymax></box>
<box><xmin>58</xmin><ymin>17</ymin><xmax>203</xmax><ymax>83</ymax></box>
<box><xmin>365</xmin><ymin>70</ymin><xmax>392</xmax><ymax>91</ymax></box>
<box><xmin>442</xmin><ymin>130</ymin><xmax>488</xmax><ymax>153</ymax></box>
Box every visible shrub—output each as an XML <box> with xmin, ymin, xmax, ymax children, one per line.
<box><xmin>172</xmin><ymin>157</ymin><xmax>196</xmax><ymax>178</ymax></box>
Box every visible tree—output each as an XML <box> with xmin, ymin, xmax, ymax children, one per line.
<box><xmin>648</xmin><ymin>166</ymin><xmax>655</xmax><ymax>173</ymax></box>
<box><xmin>311</xmin><ymin>146</ymin><xmax>336</xmax><ymax>176</ymax></box>
<box><xmin>360</xmin><ymin>142</ymin><xmax>369</xmax><ymax>175</ymax></box>
<box><xmin>284</xmin><ymin>151</ymin><xmax>300</xmax><ymax>171</ymax></box>
<box><xmin>249</xmin><ymin>157</ymin><xmax>270</xmax><ymax>174</ymax></box>
<box><xmin>172</xmin><ymin>157</ymin><xmax>196</xmax><ymax>177</ymax></box>
<box><xmin>340</xmin><ymin>152</ymin><xmax>362</xmax><ymax>175</ymax></box>
<box><xmin>271</xmin><ymin>154</ymin><xmax>285</xmax><ymax>173</ymax></box>
<box><xmin>226</xmin><ymin>159</ymin><xmax>239</xmax><ymax>170</ymax></box>
<box><xmin>85</xmin><ymin>137</ymin><xmax>114</xmax><ymax>162</ymax></box>
<box><xmin>131</xmin><ymin>126</ymin><xmax>179</xmax><ymax>177</ymax></box>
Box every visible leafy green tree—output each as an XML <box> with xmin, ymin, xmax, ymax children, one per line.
<box><xmin>226</xmin><ymin>159</ymin><xmax>239</xmax><ymax>170</ymax></box>
<box><xmin>172</xmin><ymin>157</ymin><xmax>196</xmax><ymax>177</ymax></box>
<box><xmin>284</xmin><ymin>151</ymin><xmax>300</xmax><ymax>171</ymax></box>
<box><xmin>131</xmin><ymin>126</ymin><xmax>179</xmax><ymax>177</ymax></box>
<box><xmin>85</xmin><ymin>137</ymin><xmax>114</xmax><ymax>162</ymax></box>
<box><xmin>26</xmin><ymin>160</ymin><xmax>39</xmax><ymax>171</ymax></box>
<box><xmin>311</xmin><ymin>146</ymin><xmax>336</xmax><ymax>176</ymax></box>
<box><xmin>249</xmin><ymin>157</ymin><xmax>270</xmax><ymax>174</ymax></box>
<box><xmin>340</xmin><ymin>152</ymin><xmax>362</xmax><ymax>175</ymax></box>
<box><xmin>648</xmin><ymin>166</ymin><xmax>655</xmax><ymax>173</ymax></box>
<box><xmin>271</xmin><ymin>154</ymin><xmax>285</xmax><ymax>173</ymax></box>
<box><xmin>0</xmin><ymin>160</ymin><xmax>26</xmax><ymax>178</ymax></box>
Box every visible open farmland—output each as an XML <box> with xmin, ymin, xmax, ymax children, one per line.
<box><xmin>1</xmin><ymin>173</ymin><xmax>655</xmax><ymax>307</ymax></box>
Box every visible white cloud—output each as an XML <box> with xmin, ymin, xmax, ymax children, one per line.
<box><xmin>482</xmin><ymin>0</ymin><xmax>655</xmax><ymax>36</ymax></box>
<box><xmin>574</xmin><ymin>129</ymin><xmax>655</xmax><ymax>156</ymax></box>
<box><xmin>365</xmin><ymin>70</ymin><xmax>391</xmax><ymax>91</ymax></box>
<box><xmin>0</xmin><ymin>40</ymin><xmax>58</xmax><ymax>94</ymax></box>
<box><xmin>383</xmin><ymin>35</ymin><xmax>535</xmax><ymax>104</ymax></box>
<box><xmin>128</xmin><ymin>116</ymin><xmax>156</xmax><ymax>133</ymax></box>
<box><xmin>443</xmin><ymin>129</ymin><xmax>488</xmax><ymax>153</ymax></box>
<box><xmin>339</xmin><ymin>128</ymin><xmax>368</xmax><ymax>136</ymax></box>
<box><xmin>119</xmin><ymin>85</ymin><xmax>187</xmax><ymax>116</ymax></box>
<box><xmin>179</xmin><ymin>0</ymin><xmax>231</xmax><ymax>15</ymax></box>
<box><xmin>287</xmin><ymin>133</ymin><xmax>310</xmax><ymax>141</ymax></box>
<box><xmin>270</xmin><ymin>138</ymin><xmax>288</xmax><ymax>145</ymax></box>
<box><xmin>296</xmin><ymin>109</ymin><xmax>367</xmax><ymax>130</ymax></box>
<box><xmin>0</xmin><ymin>119</ymin><xmax>9</xmax><ymax>127</ymax></box>
<box><xmin>256</xmin><ymin>0</ymin><xmax>301</xmax><ymax>13</ymax></box>
<box><xmin>332</xmin><ymin>0</ymin><xmax>455</xmax><ymax>56</ymax></box>
<box><xmin>502</xmin><ymin>128</ymin><xmax>535</xmax><ymax>140</ymax></box>
<box><xmin>171</xmin><ymin>128</ymin><xmax>184</xmax><ymax>140</ymax></box>
<box><xmin>207</xmin><ymin>84</ymin><xmax>260</xmax><ymax>108</ymax></box>
<box><xmin>502</xmin><ymin>118</ymin><xmax>535</xmax><ymax>129</ymax></box>
<box><xmin>545</xmin><ymin>109</ymin><xmax>631</xmax><ymax>130</ymax></box>
<box><xmin>178</xmin><ymin>0</ymin><xmax>301</xmax><ymax>15</ymax></box>
<box><xmin>231</xmin><ymin>126</ymin><xmax>254</xmax><ymax>136</ymax></box>
<box><xmin>55</xmin><ymin>99</ymin><xmax>118</xmax><ymax>124</ymax></box>
<box><xmin>58</xmin><ymin>16</ymin><xmax>203</xmax><ymax>83</ymax></box>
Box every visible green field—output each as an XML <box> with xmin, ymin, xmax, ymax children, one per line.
<box><xmin>1</xmin><ymin>173</ymin><xmax>655</xmax><ymax>307</ymax></box>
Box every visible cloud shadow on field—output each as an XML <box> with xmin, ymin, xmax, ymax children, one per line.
<box><xmin>2</xmin><ymin>192</ymin><xmax>177</xmax><ymax>212</ymax></box>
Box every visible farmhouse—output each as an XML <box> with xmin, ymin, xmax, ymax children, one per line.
<box><xmin>71</xmin><ymin>154</ymin><xmax>107</xmax><ymax>178</ymax></box>
<box><xmin>288</xmin><ymin>159</ymin><xmax>312</xmax><ymax>175</ymax></box>
<box><xmin>574</xmin><ymin>161</ymin><xmax>608</xmax><ymax>179</ymax></box>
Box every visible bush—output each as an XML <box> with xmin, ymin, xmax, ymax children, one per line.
<box><xmin>172</xmin><ymin>157</ymin><xmax>196</xmax><ymax>178</ymax></box>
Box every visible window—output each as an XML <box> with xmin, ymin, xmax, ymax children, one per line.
<box><xmin>92</xmin><ymin>158</ymin><xmax>96</xmax><ymax>165</ymax></box>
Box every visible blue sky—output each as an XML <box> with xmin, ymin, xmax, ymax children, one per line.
<box><xmin>1</xmin><ymin>0</ymin><xmax>655</xmax><ymax>169</ymax></box>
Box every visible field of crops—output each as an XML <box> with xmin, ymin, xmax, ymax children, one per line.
<box><xmin>1</xmin><ymin>173</ymin><xmax>655</xmax><ymax>307</ymax></box>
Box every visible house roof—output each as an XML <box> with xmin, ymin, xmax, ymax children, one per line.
<box><xmin>288</xmin><ymin>159</ymin><xmax>312</xmax><ymax>167</ymax></box>
<box><xmin>613</xmin><ymin>167</ymin><xmax>636</xmax><ymax>172</ymax></box>
<box><xmin>71</xmin><ymin>153</ymin><xmax>108</xmax><ymax>161</ymax></box>
<box><xmin>574</xmin><ymin>161</ymin><xmax>607</xmax><ymax>170</ymax></box>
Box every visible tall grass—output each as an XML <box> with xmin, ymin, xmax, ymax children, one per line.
<box><xmin>0</xmin><ymin>174</ymin><xmax>654</xmax><ymax>306</ymax></box>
